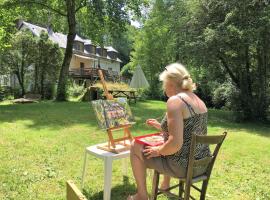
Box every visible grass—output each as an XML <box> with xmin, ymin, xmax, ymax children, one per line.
<box><xmin>0</xmin><ymin>100</ymin><xmax>269</xmax><ymax>200</ymax></box>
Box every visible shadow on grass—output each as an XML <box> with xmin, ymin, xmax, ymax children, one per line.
<box><xmin>83</xmin><ymin>176</ymin><xmax>136</xmax><ymax>200</ymax></box>
<box><xmin>207</xmin><ymin>109</ymin><xmax>270</xmax><ymax>138</ymax></box>
<box><xmin>0</xmin><ymin>101</ymin><xmax>166</xmax><ymax>132</ymax></box>
<box><xmin>0</xmin><ymin>101</ymin><xmax>99</xmax><ymax>131</ymax></box>
<box><xmin>0</xmin><ymin>100</ymin><xmax>269</xmax><ymax>138</ymax></box>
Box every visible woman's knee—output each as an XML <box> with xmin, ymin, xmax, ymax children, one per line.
<box><xmin>131</xmin><ymin>140</ymin><xmax>144</xmax><ymax>155</ymax></box>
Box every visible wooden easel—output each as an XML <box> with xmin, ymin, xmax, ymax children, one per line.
<box><xmin>97</xmin><ymin>70</ymin><xmax>133</xmax><ymax>153</ymax></box>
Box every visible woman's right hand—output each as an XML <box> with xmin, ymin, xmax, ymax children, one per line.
<box><xmin>146</xmin><ymin>119</ymin><xmax>161</xmax><ymax>130</ymax></box>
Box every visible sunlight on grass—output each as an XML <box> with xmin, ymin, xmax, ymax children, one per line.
<box><xmin>0</xmin><ymin>101</ymin><xmax>269</xmax><ymax>200</ymax></box>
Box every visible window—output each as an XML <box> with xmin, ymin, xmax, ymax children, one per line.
<box><xmin>73</xmin><ymin>42</ymin><xmax>84</xmax><ymax>51</ymax></box>
<box><xmin>103</xmin><ymin>49</ymin><xmax>107</xmax><ymax>57</ymax></box>
<box><xmin>4</xmin><ymin>77</ymin><xmax>8</xmax><ymax>85</ymax></box>
<box><xmin>80</xmin><ymin>62</ymin><xmax>85</xmax><ymax>75</ymax></box>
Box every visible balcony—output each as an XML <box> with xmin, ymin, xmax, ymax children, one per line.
<box><xmin>69</xmin><ymin>67</ymin><xmax>120</xmax><ymax>82</ymax></box>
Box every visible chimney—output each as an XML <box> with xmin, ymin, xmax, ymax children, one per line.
<box><xmin>47</xmin><ymin>25</ymin><xmax>53</xmax><ymax>35</ymax></box>
<box><xmin>15</xmin><ymin>19</ymin><xmax>24</xmax><ymax>29</ymax></box>
<box><xmin>47</xmin><ymin>14</ymin><xmax>53</xmax><ymax>35</ymax></box>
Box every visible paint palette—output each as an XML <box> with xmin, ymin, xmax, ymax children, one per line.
<box><xmin>135</xmin><ymin>133</ymin><xmax>164</xmax><ymax>146</ymax></box>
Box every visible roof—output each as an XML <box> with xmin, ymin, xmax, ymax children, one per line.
<box><xmin>84</xmin><ymin>39</ymin><xmax>92</xmax><ymax>45</ymax></box>
<box><xmin>74</xmin><ymin>35</ymin><xmax>85</xmax><ymax>43</ymax></box>
<box><xmin>105</xmin><ymin>46</ymin><xmax>118</xmax><ymax>53</ymax></box>
<box><xmin>18</xmin><ymin>21</ymin><xmax>121</xmax><ymax>62</ymax></box>
<box><xmin>20</xmin><ymin>21</ymin><xmax>47</xmax><ymax>37</ymax></box>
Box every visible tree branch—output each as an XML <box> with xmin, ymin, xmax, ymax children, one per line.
<box><xmin>217</xmin><ymin>55</ymin><xmax>240</xmax><ymax>88</ymax></box>
<box><xmin>75</xmin><ymin>0</ymin><xmax>87</xmax><ymax>13</ymax></box>
<box><xmin>3</xmin><ymin>1</ymin><xmax>67</xmax><ymax>17</ymax></box>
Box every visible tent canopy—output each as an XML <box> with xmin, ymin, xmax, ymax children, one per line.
<box><xmin>129</xmin><ymin>65</ymin><xmax>149</xmax><ymax>89</ymax></box>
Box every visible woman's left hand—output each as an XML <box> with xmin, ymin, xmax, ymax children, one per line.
<box><xmin>143</xmin><ymin>146</ymin><xmax>161</xmax><ymax>159</ymax></box>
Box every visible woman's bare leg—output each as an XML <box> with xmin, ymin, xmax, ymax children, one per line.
<box><xmin>129</xmin><ymin>141</ymin><xmax>148</xmax><ymax>200</ymax></box>
<box><xmin>160</xmin><ymin>175</ymin><xmax>171</xmax><ymax>190</ymax></box>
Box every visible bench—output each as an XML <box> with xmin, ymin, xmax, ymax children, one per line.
<box><xmin>108</xmin><ymin>90</ymin><xmax>137</xmax><ymax>103</ymax></box>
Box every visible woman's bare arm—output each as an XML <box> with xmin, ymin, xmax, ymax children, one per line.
<box><xmin>158</xmin><ymin>96</ymin><xmax>184</xmax><ymax>155</ymax></box>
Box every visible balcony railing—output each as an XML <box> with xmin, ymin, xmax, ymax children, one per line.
<box><xmin>69</xmin><ymin>67</ymin><xmax>120</xmax><ymax>82</ymax></box>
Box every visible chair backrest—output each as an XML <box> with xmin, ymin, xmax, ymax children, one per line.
<box><xmin>186</xmin><ymin>132</ymin><xmax>227</xmax><ymax>181</ymax></box>
<box><xmin>66</xmin><ymin>180</ymin><xmax>88</xmax><ymax>200</ymax></box>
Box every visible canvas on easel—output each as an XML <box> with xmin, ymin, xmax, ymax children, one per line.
<box><xmin>92</xmin><ymin>97</ymin><xmax>135</xmax><ymax>153</ymax></box>
<box><xmin>92</xmin><ymin>70</ymin><xmax>135</xmax><ymax>153</ymax></box>
<box><xmin>92</xmin><ymin>98</ymin><xmax>134</xmax><ymax>130</ymax></box>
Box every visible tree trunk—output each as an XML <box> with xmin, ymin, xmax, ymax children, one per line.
<box><xmin>34</xmin><ymin>63</ymin><xmax>39</xmax><ymax>93</ymax></box>
<box><xmin>15</xmin><ymin>71</ymin><xmax>25</xmax><ymax>97</ymax></box>
<box><xmin>256</xmin><ymin>37</ymin><xmax>269</xmax><ymax>121</ymax></box>
<box><xmin>20</xmin><ymin>48</ymin><xmax>25</xmax><ymax>97</ymax></box>
<box><xmin>56</xmin><ymin>0</ymin><xmax>76</xmax><ymax>101</ymax></box>
<box><xmin>40</xmin><ymin>66</ymin><xmax>45</xmax><ymax>99</ymax></box>
<box><xmin>242</xmin><ymin>46</ymin><xmax>254</xmax><ymax>120</ymax></box>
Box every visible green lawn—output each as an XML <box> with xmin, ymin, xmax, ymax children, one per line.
<box><xmin>0</xmin><ymin>100</ymin><xmax>269</xmax><ymax>200</ymax></box>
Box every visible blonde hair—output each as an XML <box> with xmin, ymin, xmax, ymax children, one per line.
<box><xmin>159</xmin><ymin>63</ymin><xmax>196</xmax><ymax>92</ymax></box>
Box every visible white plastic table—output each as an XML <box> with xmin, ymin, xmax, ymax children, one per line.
<box><xmin>81</xmin><ymin>144</ymin><xmax>130</xmax><ymax>200</ymax></box>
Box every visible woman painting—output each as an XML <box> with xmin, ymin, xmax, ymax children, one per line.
<box><xmin>128</xmin><ymin>63</ymin><xmax>210</xmax><ymax>200</ymax></box>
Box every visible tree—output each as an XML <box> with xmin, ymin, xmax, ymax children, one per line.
<box><xmin>35</xmin><ymin>31</ymin><xmax>63</xmax><ymax>98</ymax></box>
<box><xmin>2</xmin><ymin>0</ymin><xmax>146</xmax><ymax>101</ymax></box>
<box><xmin>128</xmin><ymin>0</ymin><xmax>184</xmax><ymax>98</ymax></box>
<box><xmin>129</xmin><ymin>0</ymin><xmax>270</xmax><ymax>120</ymax></box>
<box><xmin>186</xmin><ymin>0</ymin><xmax>270</xmax><ymax>120</ymax></box>
<box><xmin>2</xmin><ymin>31</ymin><xmax>36</xmax><ymax>96</ymax></box>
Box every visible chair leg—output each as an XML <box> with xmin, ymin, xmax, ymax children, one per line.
<box><xmin>184</xmin><ymin>181</ymin><xmax>191</xmax><ymax>200</ymax></box>
<box><xmin>151</xmin><ymin>170</ymin><xmax>160</xmax><ymax>200</ymax></box>
<box><xmin>179</xmin><ymin>181</ymin><xmax>184</xmax><ymax>199</ymax></box>
<box><xmin>200</xmin><ymin>180</ymin><xmax>209</xmax><ymax>200</ymax></box>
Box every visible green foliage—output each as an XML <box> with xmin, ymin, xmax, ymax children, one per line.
<box><xmin>1</xmin><ymin>30</ymin><xmax>37</xmax><ymax>96</ymax></box>
<box><xmin>0</xmin><ymin>86</ymin><xmax>14</xmax><ymax>101</ymax></box>
<box><xmin>129</xmin><ymin>0</ymin><xmax>270</xmax><ymax>121</ymax></box>
<box><xmin>110</xmin><ymin>25</ymin><xmax>138</xmax><ymax>66</ymax></box>
<box><xmin>0</xmin><ymin>86</ymin><xmax>4</xmax><ymax>101</ymax></box>
<box><xmin>0</xmin><ymin>5</ymin><xmax>18</xmax><ymax>51</ymax></box>
<box><xmin>35</xmin><ymin>31</ymin><xmax>63</xmax><ymax>99</ymax></box>
<box><xmin>187</xmin><ymin>0</ymin><xmax>270</xmax><ymax>120</ymax></box>
<box><xmin>142</xmin><ymin>77</ymin><xmax>164</xmax><ymax>100</ymax></box>
<box><xmin>120</xmin><ymin>62</ymin><xmax>135</xmax><ymax>79</ymax></box>
<box><xmin>212</xmin><ymin>83</ymin><xmax>234</xmax><ymax>109</ymax></box>
<box><xmin>0</xmin><ymin>29</ymin><xmax>62</xmax><ymax>99</ymax></box>
<box><xmin>2</xmin><ymin>0</ymin><xmax>147</xmax><ymax>101</ymax></box>
<box><xmin>67</xmin><ymin>80</ymin><xmax>86</xmax><ymax>100</ymax></box>
<box><xmin>128</xmin><ymin>0</ymin><xmax>209</xmax><ymax>99</ymax></box>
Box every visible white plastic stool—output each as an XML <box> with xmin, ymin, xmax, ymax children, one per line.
<box><xmin>81</xmin><ymin>144</ymin><xmax>130</xmax><ymax>200</ymax></box>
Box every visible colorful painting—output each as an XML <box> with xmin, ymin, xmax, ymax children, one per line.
<box><xmin>91</xmin><ymin>98</ymin><xmax>135</xmax><ymax>129</ymax></box>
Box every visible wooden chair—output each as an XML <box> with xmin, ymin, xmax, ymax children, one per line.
<box><xmin>67</xmin><ymin>180</ymin><xmax>88</xmax><ymax>200</ymax></box>
<box><xmin>151</xmin><ymin>132</ymin><xmax>227</xmax><ymax>200</ymax></box>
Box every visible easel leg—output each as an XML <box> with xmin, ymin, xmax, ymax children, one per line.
<box><xmin>107</xmin><ymin>130</ymin><xmax>116</xmax><ymax>149</ymax></box>
<box><xmin>124</xmin><ymin>128</ymin><xmax>133</xmax><ymax>143</ymax></box>
<box><xmin>104</xmin><ymin>157</ymin><xmax>113</xmax><ymax>200</ymax></box>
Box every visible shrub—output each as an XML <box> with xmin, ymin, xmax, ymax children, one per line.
<box><xmin>195</xmin><ymin>83</ymin><xmax>213</xmax><ymax>107</ymax></box>
<box><xmin>67</xmin><ymin>81</ymin><xmax>86</xmax><ymax>100</ymax></box>
<box><xmin>0</xmin><ymin>86</ymin><xmax>4</xmax><ymax>101</ymax></box>
<box><xmin>142</xmin><ymin>78</ymin><xmax>165</xmax><ymax>100</ymax></box>
<box><xmin>43</xmin><ymin>82</ymin><xmax>57</xmax><ymax>100</ymax></box>
<box><xmin>212</xmin><ymin>82</ymin><xmax>239</xmax><ymax>110</ymax></box>
<box><xmin>120</xmin><ymin>63</ymin><xmax>134</xmax><ymax>80</ymax></box>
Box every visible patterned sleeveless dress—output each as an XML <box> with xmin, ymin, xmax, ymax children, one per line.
<box><xmin>160</xmin><ymin>95</ymin><xmax>211</xmax><ymax>168</ymax></box>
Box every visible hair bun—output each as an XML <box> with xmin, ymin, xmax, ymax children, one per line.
<box><xmin>182</xmin><ymin>75</ymin><xmax>190</xmax><ymax>80</ymax></box>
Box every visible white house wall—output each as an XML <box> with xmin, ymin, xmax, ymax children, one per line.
<box><xmin>99</xmin><ymin>58</ymin><xmax>120</xmax><ymax>73</ymax></box>
<box><xmin>0</xmin><ymin>75</ymin><xmax>10</xmax><ymax>87</ymax></box>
